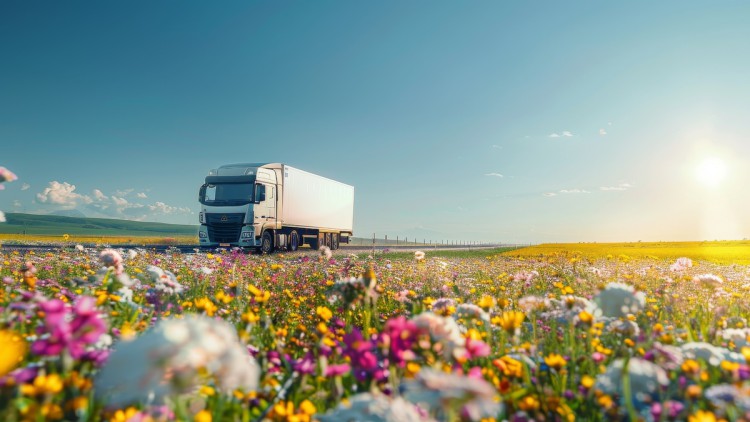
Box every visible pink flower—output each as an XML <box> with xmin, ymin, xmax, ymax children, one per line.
<box><xmin>465</xmin><ymin>338</ymin><xmax>491</xmax><ymax>359</ymax></box>
<box><xmin>100</xmin><ymin>249</ymin><xmax>124</xmax><ymax>275</ymax></box>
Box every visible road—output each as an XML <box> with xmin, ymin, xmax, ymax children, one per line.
<box><xmin>0</xmin><ymin>243</ymin><xmax>514</xmax><ymax>254</ymax></box>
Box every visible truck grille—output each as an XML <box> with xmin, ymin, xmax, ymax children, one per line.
<box><xmin>206</xmin><ymin>213</ymin><xmax>245</xmax><ymax>243</ymax></box>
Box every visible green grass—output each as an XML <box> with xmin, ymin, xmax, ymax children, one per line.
<box><xmin>0</xmin><ymin>213</ymin><xmax>198</xmax><ymax>237</ymax></box>
<box><xmin>370</xmin><ymin>246</ymin><xmax>522</xmax><ymax>260</ymax></box>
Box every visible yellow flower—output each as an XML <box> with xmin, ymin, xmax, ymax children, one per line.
<box><xmin>299</xmin><ymin>400</ymin><xmax>316</xmax><ymax>415</ymax></box>
<box><xmin>544</xmin><ymin>353</ymin><xmax>567</xmax><ymax>371</ymax></box>
<box><xmin>581</xmin><ymin>375</ymin><xmax>595</xmax><ymax>389</ymax></box>
<box><xmin>0</xmin><ymin>330</ymin><xmax>26</xmax><ymax>377</ymax></box>
<box><xmin>194</xmin><ymin>410</ymin><xmax>212</xmax><ymax>422</ymax></box>
<box><xmin>578</xmin><ymin>310</ymin><xmax>593</xmax><ymax>325</ymax></box>
<box><xmin>316</xmin><ymin>306</ymin><xmax>333</xmax><ymax>322</ymax></box>
<box><xmin>493</xmin><ymin>356</ymin><xmax>524</xmax><ymax>378</ymax></box>
<box><xmin>688</xmin><ymin>410</ymin><xmax>717</xmax><ymax>422</ymax></box>
<box><xmin>518</xmin><ymin>395</ymin><xmax>540</xmax><ymax>411</ymax></box>
<box><xmin>477</xmin><ymin>295</ymin><xmax>496</xmax><ymax>310</ymax></box>
<box><xmin>495</xmin><ymin>310</ymin><xmax>525</xmax><ymax>334</ymax></box>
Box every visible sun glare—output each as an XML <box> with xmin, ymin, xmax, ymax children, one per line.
<box><xmin>695</xmin><ymin>157</ymin><xmax>727</xmax><ymax>187</ymax></box>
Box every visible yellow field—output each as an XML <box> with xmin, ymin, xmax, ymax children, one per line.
<box><xmin>0</xmin><ymin>233</ymin><xmax>199</xmax><ymax>245</ymax></box>
<box><xmin>504</xmin><ymin>240</ymin><xmax>750</xmax><ymax>265</ymax></box>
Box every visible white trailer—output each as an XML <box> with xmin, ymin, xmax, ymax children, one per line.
<box><xmin>198</xmin><ymin>163</ymin><xmax>354</xmax><ymax>253</ymax></box>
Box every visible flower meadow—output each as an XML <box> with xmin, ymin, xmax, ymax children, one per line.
<box><xmin>1</xmin><ymin>246</ymin><xmax>750</xmax><ymax>422</ymax></box>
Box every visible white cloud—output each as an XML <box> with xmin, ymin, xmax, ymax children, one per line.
<box><xmin>93</xmin><ymin>189</ymin><xmax>107</xmax><ymax>201</ymax></box>
<box><xmin>491</xmin><ymin>144</ymin><xmax>503</xmax><ymax>149</ymax></box>
<box><xmin>543</xmin><ymin>192</ymin><xmax>557</xmax><ymax>197</ymax></box>
<box><xmin>148</xmin><ymin>201</ymin><xmax>192</xmax><ymax>215</ymax></box>
<box><xmin>111</xmin><ymin>196</ymin><xmax>129</xmax><ymax>207</ymax></box>
<box><xmin>136</xmin><ymin>192</ymin><xmax>148</xmax><ymax>199</ymax></box>
<box><xmin>600</xmin><ymin>183</ymin><xmax>632</xmax><ymax>191</ymax></box>
<box><xmin>115</xmin><ymin>188</ymin><xmax>134</xmax><ymax>197</ymax></box>
<box><xmin>599</xmin><ymin>128</ymin><xmax>607</xmax><ymax>136</ymax></box>
<box><xmin>559</xmin><ymin>189</ymin><xmax>590</xmax><ymax>194</ymax></box>
<box><xmin>13</xmin><ymin>200</ymin><xmax>21</xmax><ymax>208</ymax></box>
<box><xmin>20</xmin><ymin>183</ymin><xmax>30</xmax><ymax>191</ymax></box>
<box><xmin>562</xmin><ymin>131</ymin><xmax>573</xmax><ymax>137</ymax></box>
<box><xmin>484</xmin><ymin>173</ymin><xmax>504</xmax><ymax>178</ymax></box>
<box><xmin>36</xmin><ymin>181</ymin><xmax>93</xmax><ymax>208</ymax></box>
<box><xmin>549</xmin><ymin>133</ymin><xmax>560</xmax><ymax>138</ymax></box>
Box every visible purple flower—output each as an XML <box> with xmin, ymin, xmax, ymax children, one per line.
<box><xmin>31</xmin><ymin>297</ymin><xmax>106</xmax><ymax>359</ymax></box>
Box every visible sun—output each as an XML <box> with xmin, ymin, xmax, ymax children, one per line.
<box><xmin>695</xmin><ymin>157</ymin><xmax>727</xmax><ymax>187</ymax></box>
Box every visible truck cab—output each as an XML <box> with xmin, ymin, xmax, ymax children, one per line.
<box><xmin>198</xmin><ymin>163</ymin><xmax>279</xmax><ymax>250</ymax></box>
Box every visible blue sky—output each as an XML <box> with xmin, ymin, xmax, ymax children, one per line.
<box><xmin>2</xmin><ymin>1</ymin><xmax>750</xmax><ymax>243</ymax></box>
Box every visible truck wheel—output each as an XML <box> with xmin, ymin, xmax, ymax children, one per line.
<box><xmin>289</xmin><ymin>231</ymin><xmax>299</xmax><ymax>252</ymax></box>
<box><xmin>332</xmin><ymin>233</ymin><xmax>339</xmax><ymax>250</ymax></box>
<box><xmin>261</xmin><ymin>231</ymin><xmax>274</xmax><ymax>254</ymax></box>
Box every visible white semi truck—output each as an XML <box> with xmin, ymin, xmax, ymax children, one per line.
<box><xmin>198</xmin><ymin>163</ymin><xmax>354</xmax><ymax>253</ymax></box>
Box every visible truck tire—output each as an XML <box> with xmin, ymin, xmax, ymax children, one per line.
<box><xmin>332</xmin><ymin>233</ymin><xmax>339</xmax><ymax>250</ymax></box>
<box><xmin>289</xmin><ymin>230</ymin><xmax>299</xmax><ymax>252</ymax></box>
<box><xmin>261</xmin><ymin>231</ymin><xmax>274</xmax><ymax>254</ymax></box>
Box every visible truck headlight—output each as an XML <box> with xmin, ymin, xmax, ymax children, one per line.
<box><xmin>199</xmin><ymin>212</ymin><xmax>204</xmax><ymax>224</ymax></box>
<box><xmin>199</xmin><ymin>231</ymin><xmax>207</xmax><ymax>239</ymax></box>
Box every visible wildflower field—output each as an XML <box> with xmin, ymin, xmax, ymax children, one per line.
<box><xmin>1</xmin><ymin>244</ymin><xmax>749</xmax><ymax>422</ymax></box>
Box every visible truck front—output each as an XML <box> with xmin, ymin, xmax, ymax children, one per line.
<box><xmin>198</xmin><ymin>171</ymin><xmax>260</xmax><ymax>248</ymax></box>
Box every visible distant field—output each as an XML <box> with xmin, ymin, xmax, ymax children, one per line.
<box><xmin>0</xmin><ymin>213</ymin><xmax>198</xmax><ymax>244</ymax></box>
<box><xmin>504</xmin><ymin>240</ymin><xmax>750</xmax><ymax>265</ymax></box>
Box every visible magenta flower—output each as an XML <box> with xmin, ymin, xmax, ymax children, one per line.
<box><xmin>324</xmin><ymin>363</ymin><xmax>351</xmax><ymax>377</ymax></box>
<box><xmin>465</xmin><ymin>338</ymin><xmax>491</xmax><ymax>359</ymax></box>
<box><xmin>343</xmin><ymin>329</ymin><xmax>380</xmax><ymax>382</ymax></box>
<box><xmin>379</xmin><ymin>316</ymin><xmax>418</xmax><ymax>366</ymax></box>
<box><xmin>31</xmin><ymin>297</ymin><xmax>106</xmax><ymax>359</ymax></box>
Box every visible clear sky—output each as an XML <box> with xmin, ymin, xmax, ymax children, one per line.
<box><xmin>2</xmin><ymin>1</ymin><xmax>749</xmax><ymax>243</ymax></box>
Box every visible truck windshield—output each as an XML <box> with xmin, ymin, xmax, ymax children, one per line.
<box><xmin>200</xmin><ymin>183</ymin><xmax>254</xmax><ymax>206</ymax></box>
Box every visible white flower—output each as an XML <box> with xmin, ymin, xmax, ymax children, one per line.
<box><xmin>100</xmin><ymin>249</ymin><xmax>124</xmax><ymax>275</ymax></box>
<box><xmin>402</xmin><ymin>368</ymin><xmax>500</xmax><ymax>421</ymax></box>
<box><xmin>411</xmin><ymin>312</ymin><xmax>466</xmax><ymax>360</ymax></box>
<box><xmin>75</xmin><ymin>244</ymin><xmax>85</xmax><ymax>252</ymax></box>
<box><xmin>693</xmin><ymin>274</ymin><xmax>723</xmax><ymax>288</ymax></box>
<box><xmin>95</xmin><ymin>315</ymin><xmax>259</xmax><ymax>407</ymax></box>
<box><xmin>670</xmin><ymin>257</ymin><xmax>693</xmax><ymax>272</ymax></box>
<box><xmin>454</xmin><ymin>304</ymin><xmax>490</xmax><ymax>323</ymax></box>
<box><xmin>127</xmin><ymin>249</ymin><xmax>138</xmax><ymax>260</ymax></box>
<box><xmin>594</xmin><ymin>282</ymin><xmax>646</xmax><ymax>318</ymax></box>
<box><xmin>595</xmin><ymin>358</ymin><xmax>668</xmax><ymax>405</ymax></box>
<box><xmin>719</xmin><ymin>328</ymin><xmax>750</xmax><ymax>349</ymax></box>
<box><xmin>607</xmin><ymin>319</ymin><xmax>640</xmax><ymax>337</ymax></box>
<box><xmin>117</xmin><ymin>286</ymin><xmax>134</xmax><ymax>303</ymax></box>
<box><xmin>317</xmin><ymin>393</ymin><xmax>431</xmax><ymax>422</ymax></box>
<box><xmin>681</xmin><ymin>342</ymin><xmax>746</xmax><ymax>366</ymax></box>
<box><xmin>146</xmin><ymin>265</ymin><xmax>184</xmax><ymax>294</ymax></box>
<box><xmin>414</xmin><ymin>251</ymin><xmax>425</xmax><ymax>261</ymax></box>
<box><xmin>200</xmin><ymin>267</ymin><xmax>214</xmax><ymax>275</ymax></box>
<box><xmin>319</xmin><ymin>246</ymin><xmax>332</xmax><ymax>260</ymax></box>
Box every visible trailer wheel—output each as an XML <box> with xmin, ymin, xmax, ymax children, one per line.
<box><xmin>332</xmin><ymin>233</ymin><xmax>339</xmax><ymax>250</ymax></box>
<box><xmin>261</xmin><ymin>231</ymin><xmax>274</xmax><ymax>254</ymax></box>
<box><xmin>289</xmin><ymin>230</ymin><xmax>299</xmax><ymax>252</ymax></box>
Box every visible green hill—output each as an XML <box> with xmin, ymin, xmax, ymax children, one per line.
<box><xmin>0</xmin><ymin>213</ymin><xmax>198</xmax><ymax>237</ymax></box>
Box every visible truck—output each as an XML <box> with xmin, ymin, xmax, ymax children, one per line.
<box><xmin>198</xmin><ymin>163</ymin><xmax>354</xmax><ymax>253</ymax></box>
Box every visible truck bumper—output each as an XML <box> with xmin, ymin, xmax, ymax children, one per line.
<box><xmin>199</xmin><ymin>225</ymin><xmax>259</xmax><ymax>248</ymax></box>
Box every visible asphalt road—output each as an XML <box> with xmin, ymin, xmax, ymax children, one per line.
<box><xmin>0</xmin><ymin>243</ymin><xmax>513</xmax><ymax>254</ymax></box>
